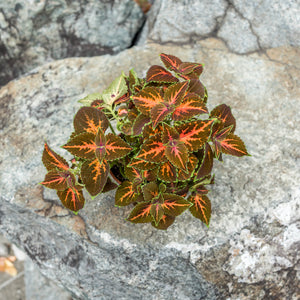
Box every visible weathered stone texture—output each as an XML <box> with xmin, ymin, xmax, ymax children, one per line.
<box><xmin>0</xmin><ymin>0</ymin><xmax>144</xmax><ymax>86</ymax></box>
<box><xmin>142</xmin><ymin>0</ymin><xmax>300</xmax><ymax>54</ymax></box>
<box><xmin>0</xmin><ymin>41</ymin><xmax>299</xmax><ymax>299</ymax></box>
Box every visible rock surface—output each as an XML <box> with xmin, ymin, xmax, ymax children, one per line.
<box><xmin>0</xmin><ymin>40</ymin><xmax>299</xmax><ymax>299</ymax></box>
<box><xmin>0</xmin><ymin>0</ymin><xmax>144</xmax><ymax>86</ymax></box>
<box><xmin>142</xmin><ymin>0</ymin><xmax>300</xmax><ymax>54</ymax></box>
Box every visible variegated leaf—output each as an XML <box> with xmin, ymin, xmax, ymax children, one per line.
<box><xmin>135</xmin><ymin>134</ymin><xmax>166</xmax><ymax>163</ymax></box>
<box><xmin>129</xmin><ymin>158</ymin><xmax>157</xmax><ymax>170</ymax></box>
<box><xmin>142</xmin><ymin>123</ymin><xmax>163</xmax><ymax>139</ymax></box>
<box><xmin>63</xmin><ymin>132</ymin><xmax>97</xmax><ymax>160</ymax></box>
<box><xmin>158</xmin><ymin>161</ymin><xmax>177</xmax><ymax>183</ymax></box>
<box><xmin>188</xmin><ymin>193</ymin><xmax>211</xmax><ymax>226</ymax></box>
<box><xmin>164</xmin><ymin>81</ymin><xmax>189</xmax><ymax>106</ymax></box>
<box><xmin>94</xmin><ymin>128</ymin><xmax>106</xmax><ymax>162</ymax></box>
<box><xmin>177</xmin><ymin>120</ymin><xmax>214</xmax><ymax>152</ymax></box>
<box><xmin>57</xmin><ymin>187</ymin><xmax>85</xmax><ymax>212</ymax></box>
<box><xmin>146</xmin><ymin>65</ymin><xmax>179</xmax><ymax>83</ymax></box>
<box><xmin>151</xmin><ymin>214</ymin><xmax>175</xmax><ymax>230</ymax></box>
<box><xmin>105</xmin><ymin>134</ymin><xmax>132</xmax><ymax>161</ymax></box>
<box><xmin>177</xmin><ymin>154</ymin><xmax>198</xmax><ymax>181</ymax></box>
<box><xmin>210</xmin><ymin>104</ymin><xmax>236</xmax><ymax>132</ymax></box>
<box><xmin>124</xmin><ymin>166</ymin><xmax>143</xmax><ymax>183</ymax></box>
<box><xmin>196</xmin><ymin>143</ymin><xmax>214</xmax><ymax>179</ymax></box>
<box><xmin>150</xmin><ymin>203</ymin><xmax>164</xmax><ymax>226</ymax></box>
<box><xmin>172</xmin><ymin>93</ymin><xmax>208</xmax><ymax>121</ymax></box>
<box><xmin>165</xmin><ymin>142</ymin><xmax>189</xmax><ymax>171</ymax></box>
<box><xmin>178</xmin><ymin>62</ymin><xmax>203</xmax><ymax>75</ymax></box>
<box><xmin>132</xmin><ymin>87</ymin><xmax>164</xmax><ymax>116</ymax></box>
<box><xmin>127</xmin><ymin>202</ymin><xmax>153</xmax><ymax>223</ymax></box>
<box><xmin>160</xmin><ymin>53</ymin><xmax>182</xmax><ymax>72</ymax></box>
<box><xmin>73</xmin><ymin>107</ymin><xmax>109</xmax><ymax>134</ymax></box>
<box><xmin>142</xmin><ymin>182</ymin><xmax>159</xmax><ymax>202</ymax></box>
<box><xmin>132</xmin><ymin>114</ymin><xmax>151</xmax><ymax>136</ymax></box>
<box><xmin>161</xmin><ymin>123</ymin><xmax>179</xmax><ymax>144</ymax></box>
<box><xmin>161</xmin><ymin>193</ymin><xmax>192</xmax><ymax>216</ymax></box>
<box><xmin>150</xmin><ymin>103</ymin><xmax>174</xmax><ymax>128</ymax></box>
<box><xmin>187</xmin><ymin>79</ymin><xmax>206</xmax><ymax>100</ymax></box>
<box><xmin>40</xmin><ymin>170</ymin><xmax>75</xmax><ymax>191</ymax></box>
<box><xmin>42</xmin><ymin>143</ymin><xmax>69</xmax><ymax>171</ymax></box>
<box><xmin>115</xmin><ymin>181</ymin><xmax>137</xmax><ymax>206</ymax></box>
<box><xmin>217</xmin><ymin>133</ymin><xmax>250</xmax><ymax>157</ymax></box>
<box><xmin>81</xmin><ymin>159</ymin><xmax>109</xmax><ymax>196</ymax></box>
<box><xmin>102</xmin><ymin>177</ymin><xmax>118</xmax><ymax>193</ymax></box>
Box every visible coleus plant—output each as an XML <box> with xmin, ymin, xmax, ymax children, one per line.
<box><xmin>40</xmin><ymin>53</ymin><xmax>249</xmax><ymax>230</ymax></box>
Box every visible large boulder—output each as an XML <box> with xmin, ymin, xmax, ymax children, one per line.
<box><xmin>142</xmin><ymin>0</ymin><xmax>299</xmax><ymax>54</ymax></box>
<box><xmin>0</xmin><ymin>0</ymin><xmax>145</xmax><ymax>86</ymax></box>
<box><xmin>0</xmin><ymin>40</ymin><xmax>299</xmax><ymax>299</ymax></box>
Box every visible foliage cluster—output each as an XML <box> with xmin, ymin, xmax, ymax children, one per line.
<box><xmin>41</xmin><ymin>53</ymin><xmax>249</xmax><ymax>229</ymax></box>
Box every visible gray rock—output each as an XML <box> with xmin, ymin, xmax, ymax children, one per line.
<box><xmin>25</xmin><ymin>259</ymin><xmax>72</xmax><ymax>300</ymax></box>
<box><xmin>142</xmin><ymin>0</ymin><xmax>300</xmax><ymax>54</ymax></box>
<box><xmin>0</xmin><ymin>0</ymin><xmax>144</xmax><ymax>86</ymax></box>
<box><xmin>0</xmin><ymin>40</ymin><xmax>299</xmax><ymax>299</ymax></box>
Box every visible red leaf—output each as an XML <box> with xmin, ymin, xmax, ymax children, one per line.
<box><xmin>146</xmin><ymin>65</ymin><xmax>179</xmax><ymax>83</ymax></box>
<box><xmin>63</xmin><ymin>132</ymin><xmax>97</xmax><ymax>160</ymax></box>
<box><xmin>42</xmin><ymin>143</ymin><xmax>69</xmax><ymax>171</ymax></box>
<box><xmin>105</xmin><ymin>134</ymin><xmax>132</xmax><ymax>161</ymax></box>
<box><xmin>115</xmin><ymin>181</ymin><xmax>138</xmax><ymax>206</ymax></box>
<box><xmin>172</xmin><ymin>93</ymin><xmax>208</xmax><ymax>121</ymax></box>
<box><xmin>177</xmin><ymin>120</ymin><xmax>214</xmax><ymax>152</ymax></box>
<box><xmin>57</xmin><ymin>187</ymin><xmax>85</xmax><ymax>212</ymax></box>
<box><xmin>188</xmin><ymin>193</ymin><xmax>211</xmax><ymax>226</ymax></box>
<box><xmin>132</xmin><ymin>87</ymin><xmax>164</xmax><ymax>116</ymax></box>
<box><xmin>73</xmin><ymin>107</ymin><xmax>109</xmax><ymax>135</ymax></box>
<box><xmin>196</xmin><ymin>143</ymin><xmax>214</xmax><ymax>179</ymax></box>
<box><xmin>135</xmin><ymin>134</ymin><xmax>166</xmax><ymax>163</ymax></box>
<box><xmin>161</xmin><ymin>193</ymin><xmax>192</xmax><ymax>216</ymax></box>
<box><xmin>164</xmin><ymin>81</ymin><xmax>189</xmax><ymax>106</ymax></box>
<box><xmin>80</xmin><ymin>159</ymin><xmax>109</xmax><ymax>196</ymax></box>
<box><xmin>217</xmin><ymin>133</ymin><xmax>249</xmax><ymax>157</ymax></box>
<box><xmin>40</xmin><ymin>170</ymin><xmax>75</xmax><ymax>191</ymax></box>
<box><xmin>160</xmin><ymin>53</ymin><xmax>182</xmax><ymax>72</ymax></box>
<box><xmin>127</xmin><ymin>202</ymin><xmax>152</xmax><ymax>223</ymax></box>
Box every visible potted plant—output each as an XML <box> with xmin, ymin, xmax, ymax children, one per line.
<box><xmin>41</xmin><ymin>53</ymin><xmax>249</xmax><ymax>230</ymax></box>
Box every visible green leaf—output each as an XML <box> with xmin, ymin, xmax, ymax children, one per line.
<box><xmin>102</xmin><ymin>73</ymin><xmax>128</xmax><ymax>106</ymax></box>
<box><xmin>78</xmin><ymin>93</ymin><xmax>103</xmax><ymax>106</ymax></box>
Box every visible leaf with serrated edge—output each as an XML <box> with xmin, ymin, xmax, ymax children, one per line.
<box><xmin>41</xmin><ymin>170</ymin><xmax>75</xmax><ymax>191</ymax></box>
<box><xmin>187</xmin><ymin>79</ymin><xmax>206</xmax><ymax>100</ymax></box>
<box><xmin>218</xmin><ymin>133</ymin><xmax>249</xmax><ymax>157</ymax></box>
<box><xmin>102</xmin><ymin>73</ymin><xmax>128</xmax><ymax>106</ymax></box>
<box><xmin>172</xmin><ymin>93</ymin><xmax>208</xmax><ymax>121</ymax></box>
<box><xmin>178</xmin><ymin>62</ymin><xmax>203</xmax><ymax>75</ymax></box>
<box><xmin>150</xmin><ymin>103</ymin><xmax>174</xmax><ymax>128</ymax></box>
<box><xmin>57</xmin><ymin>187</ymin><xmax>85</xmax><ymax>212</ymax></box>
<box><xmin>142</xmin><ymin>123</ymin><xmax>163</xmax><ymax>139</ymax></box>
<box><xmin>74</xmin><ymin>107</ymin><xmax>109</xmax><ymax>135</ymax></box>
<box><xmin>177</xmin><ymin>120</ymin><xmax>214</xmax><ymax>152</ymax></box>
<box><xmin>135</xmin><ymin>134</ymin><xmax>166</xmax><ymax>163</ymax></box>
<box><xmin>132</xmin><ymin>87</ymin><xmax>164</xmax><ymax>116</ymax></box>
<box><xmin>165</xmin><ymin>142</ymin><xmax>188</xmax><ymax>171</ymax></box>
<box><xmin>78</xmin><ymin>93</ymin><xmax>102</xmax><ymax>106</ymax></box>
<box><xmin>214</xmin><ymin>125</ymin><xmax>233</xmax><ymax>141</ymax></box>
<box><xmin>158</xmin><ymin>161</ymin><xmax>177</xmax><ymax>183</ymax></box>
<box><xmin>42</xmin><ymin>143</ymin><xmax>69</xmax><ymax>171</ymax></box>
<box><xmin>115</xmin><ymin>181</ymin><xmax>137</xmax><ymax>206</ymax></box>
<box><xmin>129</xmin><ymin>158</ymin><xmax>157</xmax><ymax>170</ymax></box>
<box><xmin>146</xmin><ymin>65</ymin><xmax>179</xmax><ymax>83</ymax></box>
<box><xmin>132</xmin><ymin>114</ymin><xmax>151</xmax><ymax>136</ymax></box>
<box><xmin>164</xmin><ymin>81</ymin><xmax>189</xmax><ymax>106</ymax></box>
<box><xmin>161</xmin><ymin>123</ymin><xmax>179</xmax><ymax>144</ymax></box>
<box><xmin>63</xmin><ymin>132</ymin><xmax>97</xmax><ymax>160</ymax></box>
<box><xmin>160</xmin><ymin>53</ymin><xmax>182</xmax><ymax>72</ymax></box>
<box><xmin>127</xmin><ymin>202</ymin><xmax>153</xmax><ymax>223</ymax></box>
<box><xmin>210</xmin><ymin>104</ymin><xmax>236</xmax><ymax>133</ymax></box>
<box><xmin>161</xmin><ymin>193</ymin><xmax>191</xmax><ymax>216</ymax></box>
<box><xmin>81</xmin><ymin>159</ymin><xmax>109</xmax><ymax>196</ymax></box>
<box><xmin>151</xmin><ymin>214</ymin><xmax>175</xmax><ymax>230</ymax></box>
<box><xmin>150</xmin><ymin>204</ymin><xmax>164</xmax><ymax>225</ymax></box>
<box><xmin>177</xmin><ymin>154</ymin><xmax>198</xmax><ymax>181</ymax></box>
<box><xmin>124</xmin><ymin>166</ymin><xmax>142</xmax><ymax>182</ymax></box>
<box><xmin>105</xmin><ymin>134</ymin><xmax>132</xmax><ymax>161</ymax></box>
<box><xmin>196</xmin><ymin>143</ymin><xmax>214</xmax><ymax>179</ymax></box>
<box><xmin>188</xmin><ymin>193</ymin><xmax>211</xmax><ymax>226</ymax></box>
<box><xmin>142</xmin><ymin>182</ymin><xmax>159</xmax><ymax>202</ymax></box>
